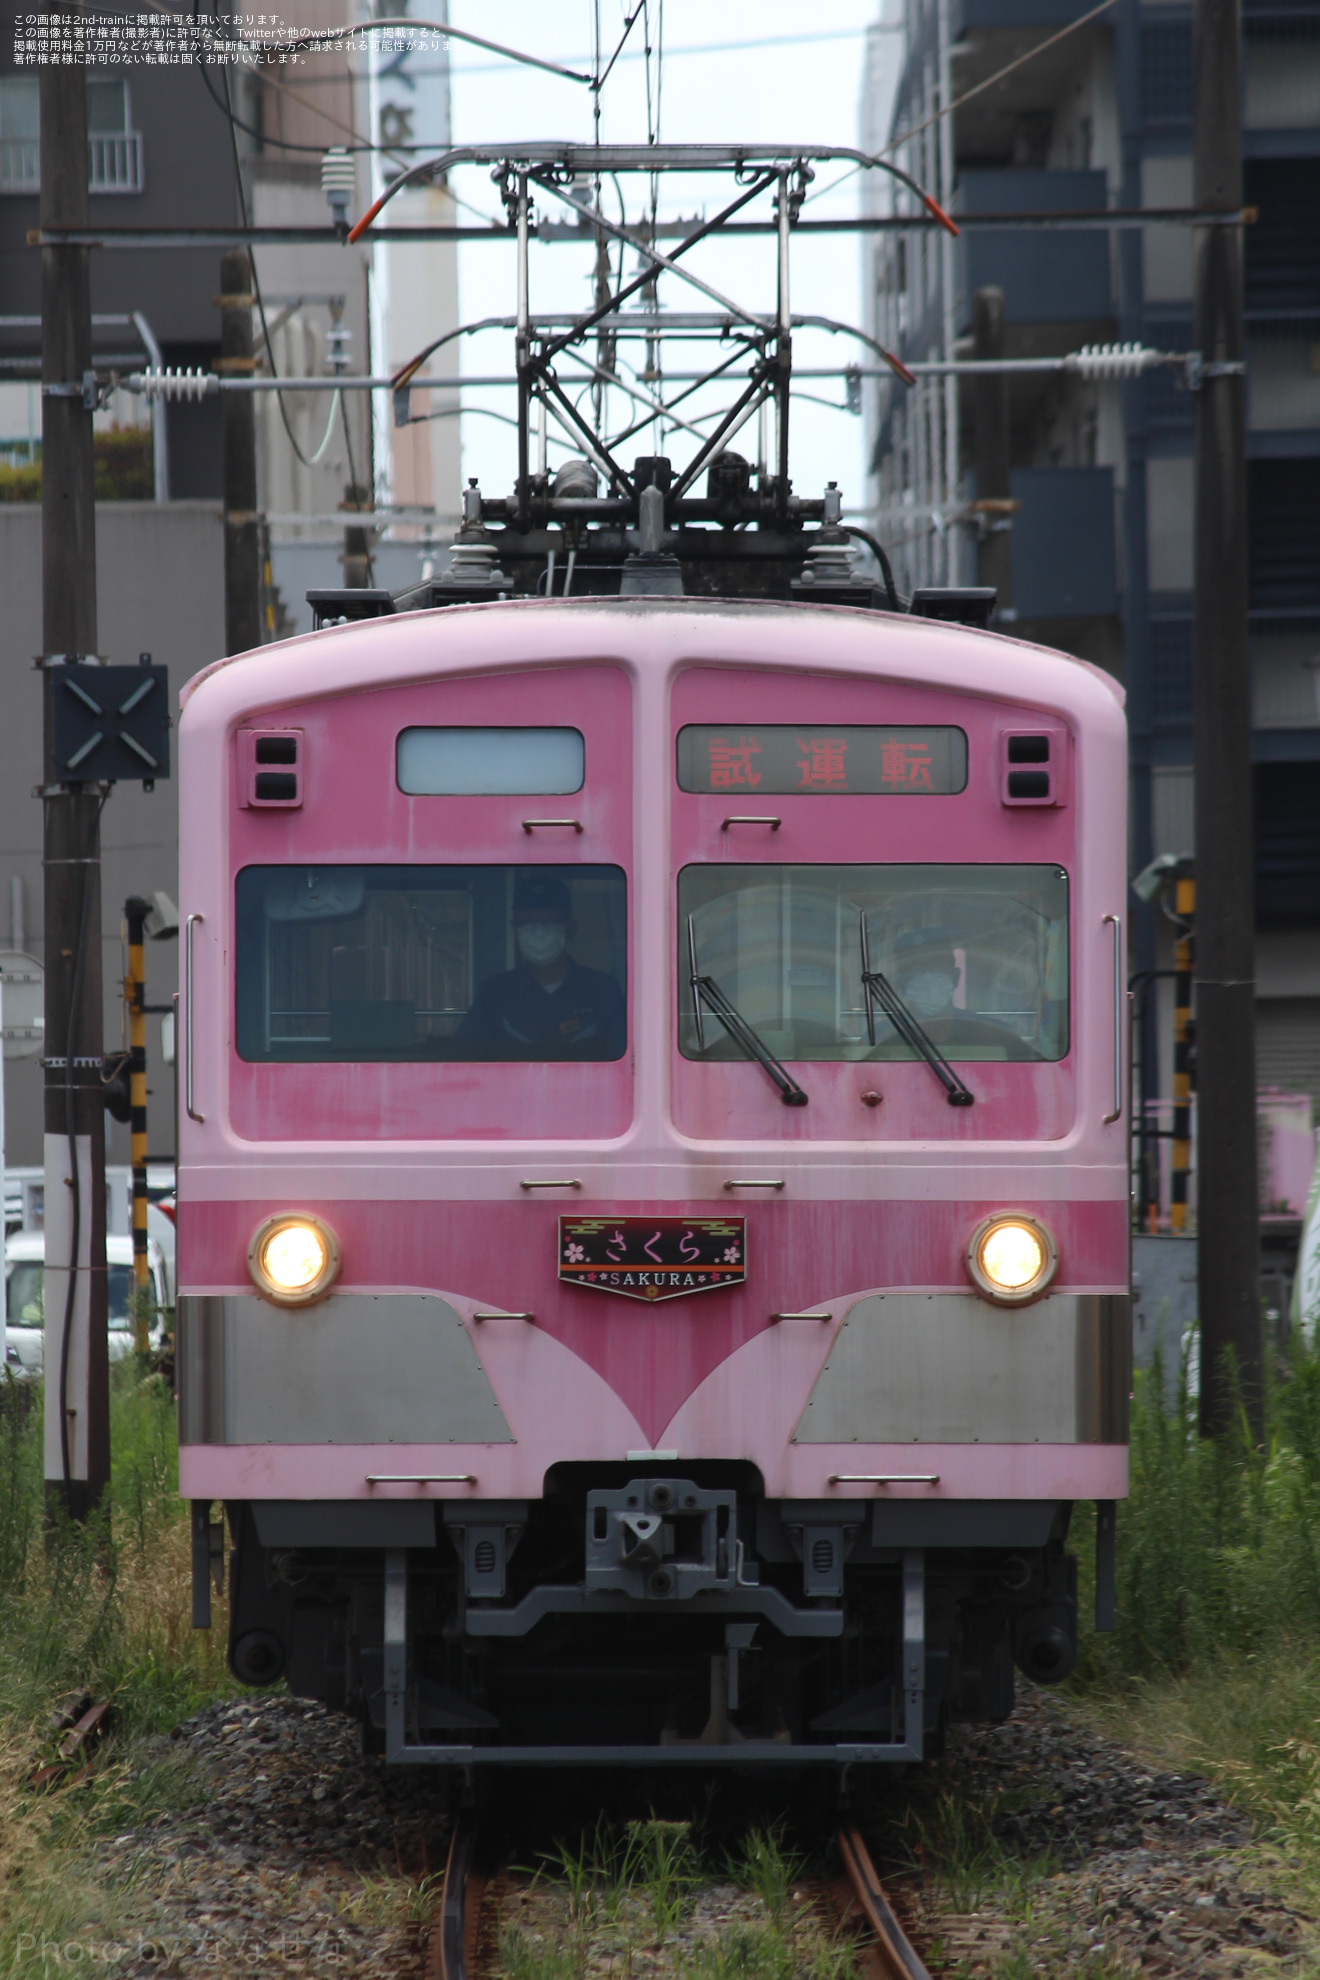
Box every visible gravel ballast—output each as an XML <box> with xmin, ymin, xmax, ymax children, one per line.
<box><xmin>95</xmin><ymin>1686</ymin><xmax>1318</xmax><ymax>1976</ymax></box>
<box><xmin>107</xmin><ymin>1696</ymin><xmax>444</xmax><ymax>1977</ymax></box>
<box><xmin>907</xmin><ymin>1689</ymin><xmax>1315</xmax><ymax>1976</ymax></box>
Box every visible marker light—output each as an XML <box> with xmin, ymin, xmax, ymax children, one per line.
<box><xmin>248</xmin><ymin>1213</ymin><xmax>340</xmax><ymax>1307</ymax></box>
<box><xmin>966</xmin><ymin>1213</ymin><xmax>1057</xmax><ymax>1306</ymax></box>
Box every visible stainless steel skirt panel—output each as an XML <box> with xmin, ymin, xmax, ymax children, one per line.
<box><xmin>791</xmin><ymin>1292</ymin><xmax>1130</xmax><ymax>1445</ymax></box>
<box><xmin>177</xmin><ymin>1292</ymin><xmax>514</xmax><ymax>1445</ymax></box>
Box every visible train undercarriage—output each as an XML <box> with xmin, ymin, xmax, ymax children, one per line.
<box><xmin>217</xmin><ymin>1469</ymin><xmax>1079</xmax><ymax>1767</ymax></box>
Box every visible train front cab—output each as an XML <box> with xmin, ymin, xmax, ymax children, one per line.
<box><xmin>175</xmin><ymin>599</ymin><xmax>1130</xmax><ymax>1769</ymax></box>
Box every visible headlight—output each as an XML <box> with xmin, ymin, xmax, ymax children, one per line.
<box><xmin>966</xmin><ymin>1212</ymin><xmax>1057</xmax><ymax>1305</ymax></box>
<box><xmin>247</xmin><ymin>1213</ymin><xmax>340</xmax><ymax>1307</ymax></box>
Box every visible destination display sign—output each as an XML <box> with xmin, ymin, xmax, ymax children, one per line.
<box><xmin>676</xmin><ymin>724</ymin><xmax>967</xmax><ymax>795</ymax></box>
<box><xmin>559</xmin><ymin>1216</ymin><xmax>747</xmax><ymax>1303</ymax></box>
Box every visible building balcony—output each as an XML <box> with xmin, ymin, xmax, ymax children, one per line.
<box><xmin>956</xmin><ymin>169</ymin><xmax>1113</xmax><ymax>330</ymax></box>
<box><xmin>0</xmin><ymin>130</ymin><xmax>143</xmax><ymax>195</ymax></box>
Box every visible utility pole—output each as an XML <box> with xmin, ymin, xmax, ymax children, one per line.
<box><xmin>971</xmin><ymin>287</ymin><xmax>1014</xmax><ymax>612</ymax></box>
<box><xmin>221</xmin><ymin>249</ymin><xmax>261</xmax><ymax>655</ymax></box>
<box><xmin>1192</xmin><ymin>0</ymin><xmax>1261</xmax><ymax>1437</ymax></box>
<box><xmin>41</xmin><ymin>51</ymin><xmax>110</xmax><ymax>1522</ymax></box>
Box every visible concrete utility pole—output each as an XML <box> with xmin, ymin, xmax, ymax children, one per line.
<box><xmin>1192</xmin><ymin>0</ymin><xmax>1261</xmax><ymax>1437</ymax></box>
<box><xmin>971</xmin><ymin>288</ymin><xmax>1014</xmax><ymax>612</ymax></box>
<box><xmin>40</xmin><ymin>55</ymin><xmax>110</xmax><ymax>1521</ymax></box>
<box><xmin>221</xmin><ymin>249</ymin><xmax>261</xmax><ymax>655</ymax></box>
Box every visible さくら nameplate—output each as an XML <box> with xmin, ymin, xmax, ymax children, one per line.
<box><xmin>559</xmin><ymin>1217</ymin><xmax>747</xmax><ymax>1302</ymax></box>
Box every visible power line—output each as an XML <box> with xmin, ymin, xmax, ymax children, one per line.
<box><xmin>246</xmin><ymin>23</ymin><xmax>873</xmax><ymax>88</ymax></box>
<box><xmin>213</xmin><ymin>56</ymin><xmax>371</xmax><ymax>557</ymax></box>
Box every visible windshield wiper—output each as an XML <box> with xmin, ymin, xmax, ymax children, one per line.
<box><xmin>860</xmin><ymin>914</ymin><xmax>974</xmax><ymax>1107</ymax></box>
<box><xmin>687</xmin><ymin>916</ymin><xmax>808</xmax><ymax>1107</ymax></box>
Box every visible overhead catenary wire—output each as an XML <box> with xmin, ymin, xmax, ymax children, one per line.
<box><xmin>261</xmin><ymin>14</ymin><xmax>594</xmax><ymax>85</ymax></box>
<box><xmin>173</xmin><ymin>0</ymin><xmax>594</xmax><ymax>86</ymax></box>
<box><xmin>166</xmin><ymin>0</ymin><xmax>516</xmax><ymax>234</ymax></box>
<box><xmin>595</xmin><ymin>7</ymin><xmax>646</xmax><ymax>97</ymax></box>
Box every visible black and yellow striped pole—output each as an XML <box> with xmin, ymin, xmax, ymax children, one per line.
<box><xmin>1170</xmin><ymin>875</ymin><xmax>1196</xmax><ymax>1235</ymax></box>
<box><xmin>124</xmin><ymin>895</ymin><xmax>150</xmax><ymax>1349</ymax></box>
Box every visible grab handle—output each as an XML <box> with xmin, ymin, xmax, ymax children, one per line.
<box><xmin>185</xmin><ymin>912</ymin><xmax>205</xmax><ymax>1123</ymax></box>
<box><xmin>1102</xmin><ymin>913</ymin><xmax>1122</xmax><ymax>1124</ymax></box>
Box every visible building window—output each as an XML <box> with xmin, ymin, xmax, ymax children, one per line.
<box><xmin>1150</xmin><ymin>617</ymin><xmax>1193</xmax><ymax>730</ymax></box>
<box><xmin>0</xmin><ymin>77</ymin><xmax>40</xmax><ymax>193</ymax></box>
<box><xmin>0</xmin><ymin>75</ymin><xmax>143</xmax><ymax>195</ymax></box>
<box><xmin>1140</xmin><ymin>19</ymin><xmax>1193</xmax><ymax>126</ymax></box>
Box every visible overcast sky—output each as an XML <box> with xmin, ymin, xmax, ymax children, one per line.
<box><xmin>441</xmin><ymin>2</ymin><xmax>895</xmax><ymax>509</ymax></box>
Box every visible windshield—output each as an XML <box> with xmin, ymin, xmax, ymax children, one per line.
<box><xmin>678</xmin><ymin>865</ymin><xmax>1068</xmax><ymax>1063</ymax></box>
<box><xmin>236</xmin><ymin>865</ymin><xmax>628</xmax><ymax>1063</ymax></box>
<box><xmin>5</xmin><ymin>1262</ymin><xmax>139</xmax><ymax>1330</ymax></box>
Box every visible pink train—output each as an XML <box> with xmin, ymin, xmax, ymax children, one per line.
<box><xmin>177</xmin><ymin>556</ymin><xmax>1129</xmax><ymax>1771</ymax></box>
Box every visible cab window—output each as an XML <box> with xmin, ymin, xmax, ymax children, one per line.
<box><xmin>679</xmin><ymin>864</ymin><xmax>1068</xmax><ymax>1063</ymax></box>
<box><xmin>236</xmin><ymin>864</ymin><xmax>627</xmax><ymax>1063</ymax></box>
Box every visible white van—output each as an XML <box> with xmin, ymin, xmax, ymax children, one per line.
<box><xmin>4</xmin><ymin>1231</ymin><xmax>171</xmax><ymax>1374</ymax></box>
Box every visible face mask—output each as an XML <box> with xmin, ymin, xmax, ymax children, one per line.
<box><xmin>517</xmin><ymin>922</ymin><xmax>567</xmax><ymax>966</ymax></box>
<box><xmin>903</xmin><ymin>971</ymin><xmax>955</xmax><ymax>1017</ymax></box>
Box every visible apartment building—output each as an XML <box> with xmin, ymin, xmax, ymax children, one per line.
<box><xmin>0</xmin><ymin>2</ymin><xmax>461</xmax><ymax>1165</ymax></box>
<box><xmin>861</xmin><ymin>0</ymin><xmax>1320</xmax><ymax>1182</ymax></box>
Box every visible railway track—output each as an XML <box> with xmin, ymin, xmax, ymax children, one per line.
<box><xmin>425</xmin><ymin>1812</ymin><xmax>934</xmax><ymax>1980</ymax></box>
<box><xmin>835</xmin><ymin>1825</ymin><xmax>933</xmax><ymax>1980</ymax></box>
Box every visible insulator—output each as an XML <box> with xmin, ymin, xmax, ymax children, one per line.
<box><xmin>797</xmin><ymin>535</ymin><xmax>859</xmax><ymax>587</ymax></box>
<box><xmin>1066</xmin><ymin>342</ymin><xmax>1164</xmax><ymax>380</ymax></box>
<box><xmin>441</xmin><ymin>536</ymin><xmax>511</xmax><ymax>591</ymax></box>
<box><xmin>320</xmin><ymin>147</ymin><xmax>356</xmax><ymax>198</ymax></box>
<box><xmin>551</xmin><ymin>456</ymin><xmax>599</xmax><ymax>501</ymax></box>
<box><xmin>132</xmin><ymin>367</ymin><xmax>218</xmax><ymax>403</ymax></box>
<box><xmin>322</xmin><ymin>147</ymin><xmax>356</xmax><ymax>228</ymax></box>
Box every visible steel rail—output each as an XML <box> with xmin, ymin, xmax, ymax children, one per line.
<box><xmin>838</xmin><ymin>1826</ymin><xmax>933</xmax><ymax>1980</ymax></box>
<box><xmin>425</xmin><ymin>1817</ymin><xmax>932</xmax><ymax>1980</ymax></box>
<box><xmin>426</xmin><ymin>1812</ymin><xmax>481</xmax><ymax>1980</ymax></box>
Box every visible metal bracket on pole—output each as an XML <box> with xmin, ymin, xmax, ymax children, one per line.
<box><xmin>40</xmin><ymin>370</ymin><xmax>107</xmax><ymax>410</ymax></box>
<box><xmin>1185</xmin><ymin>350</ymin><xmax>1246</xmax><ymax>390</ymax></box>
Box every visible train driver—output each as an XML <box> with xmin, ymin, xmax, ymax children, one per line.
<box><xmin>878</xmin><ymin>928</ymin><xmax>1034</xmax><ymax>1057</ymax></box>
<box><xmin>456</xmin><ymin>874</ymin><xmax>626</xmax><ymax>1060</ymax></box>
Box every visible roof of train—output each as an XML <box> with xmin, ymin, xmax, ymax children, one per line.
<box><xmin>178</xmin><ymin>596</ymin><xmax>1126</xmax><ymax>727</ymax></box>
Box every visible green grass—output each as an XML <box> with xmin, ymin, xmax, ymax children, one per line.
<box><xmin>0</xmin><ymin>1361</ymin><xmax>235</xmax><ymax>1977</ymax></box>
<box><xmin>729</xmin><ymin>1824</ymin><xmax>806</xmax><ymax>1930</ymax></box>
<box><xmin>10</xmin><ymin>1321</ymin><xmax>1320</xmax><ymax>1971</ymax></box>
<box><xmin>500</xmin><ymin>1817</ymin><xmax>857</xmax><ymax>1980</ymax></box>
<box><xmin>853</xmin><ymin>1338</ymin><xmax>1320</xmax><ymax>1963</ymax></box>
<box><xmin>1062</xmin><ymin>1330</ymin><xmax>1320</xmax><ymax>1902</ymax></box>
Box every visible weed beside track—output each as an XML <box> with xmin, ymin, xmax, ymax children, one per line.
<box><xmin>483</xmin><ymin>1818</ymin><xmax>862</xmax><ymax>1980</ymax></box>
<box><xmin>6</xmin><ymin>1351</ymin><xmax>1320</xmax><ymax>1975</ymax></box>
